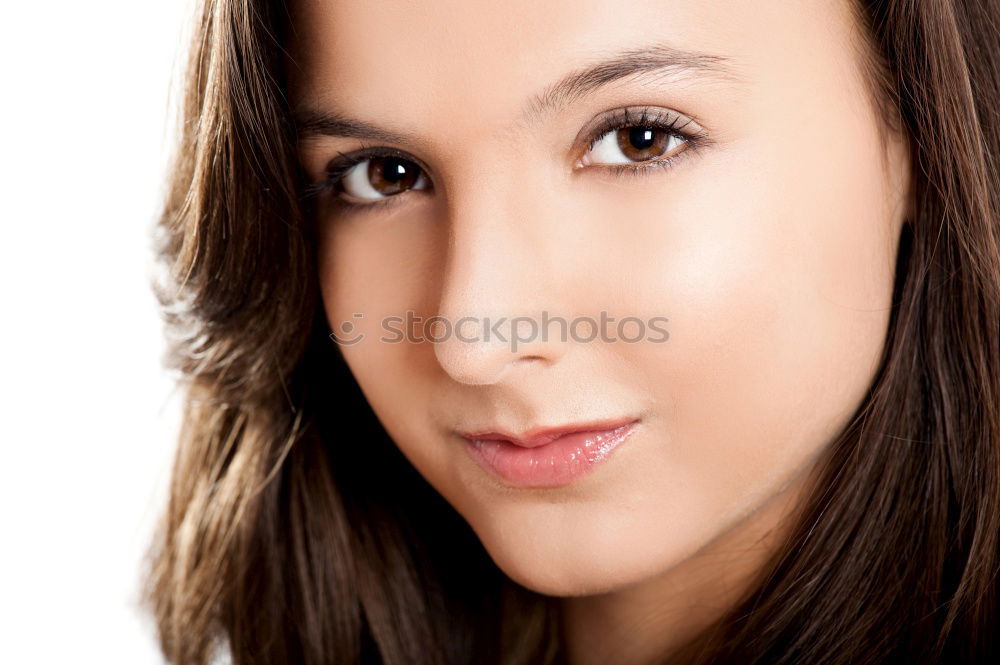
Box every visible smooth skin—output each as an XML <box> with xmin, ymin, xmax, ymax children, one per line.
<box><xmin>289</xmin><ymin>1</ymin><xmax>913</xmax><ymax>662</ymax></box>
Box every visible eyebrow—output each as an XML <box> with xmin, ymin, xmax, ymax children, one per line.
<box><xmin>293</xmin><ymin>41</ymin><xmax>738</xmax><ymax>144</ymax></box>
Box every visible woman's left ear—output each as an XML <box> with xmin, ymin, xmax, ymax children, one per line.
<box><xmin>901</xmin><ymin>133</ymin><xmax>917</xmax><ymax>227</ymax></box>
<box><xmin>888</xmin><ymin>129</ymin><xmax>917</xmax><ymax>231</ymax></box>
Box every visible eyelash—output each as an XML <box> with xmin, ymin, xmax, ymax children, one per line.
<box><xmin>302</xmin><ymin>146</ymin><xmax>417</xmax><ymax>214</ymax></box>
<box><xmin>583</xmin><ymin>107</ymin><xmax>708</xmax><ymax>177</ymax></box>
<box><xmin>303</xmin><ymin>106</ymin><xmax>709</xmax><ymax>214</ymax></box>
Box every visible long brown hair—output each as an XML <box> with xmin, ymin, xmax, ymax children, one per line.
<box><xmin>142</xmin><ymin>1</ymin><xmax>1000</xmax><ymax>663</ymax></box>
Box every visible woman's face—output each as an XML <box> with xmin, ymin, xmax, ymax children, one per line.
<box><xmin>290</xmin><ymin>0</ymin><xmax>911</xmax><ymax>596</ymax></box>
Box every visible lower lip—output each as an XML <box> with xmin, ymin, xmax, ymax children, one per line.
<box><xmin>463</xmin><ymin>421</ymin><xmax>639</xmax><ymax>489</ymax></box>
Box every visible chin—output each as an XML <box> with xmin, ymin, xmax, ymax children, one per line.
<box><xmin>463</xmin><ymin>505</ymin><xmax>693</xmax><ymax>598</ymax></box>
<box><xmin>489</xmin><ymin>539</ymin><xmax>680</xmax><ymax>598</ymax></box>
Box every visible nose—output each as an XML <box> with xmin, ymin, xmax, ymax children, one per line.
<box><xmin>432</xmin><ymin>182</ymin><xmax>570</xmax><ymax>385</ymax></box>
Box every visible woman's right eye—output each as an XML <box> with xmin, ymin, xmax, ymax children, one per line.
<box><xmin>336</xmin><ymin>154</ymin><xmax>430</xmax><ymax>204</ymax></box>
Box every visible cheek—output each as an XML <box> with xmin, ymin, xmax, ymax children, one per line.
<box><xmin>623</xmin><ymin>126</ymin><xmax>898</xmax><ymax>523</ymax></box>
<box><xmin>319</xmin><ymin>207</ymin><xmax>443</xmax><ymax>319</ymax></box>
<box><xmin>318</xmin><ymin>213</ymin><xmax>458</xmax><ymax>477</ymax></box>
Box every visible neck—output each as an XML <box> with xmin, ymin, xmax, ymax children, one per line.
<box><xmin>560</xmin><ymin>462</ymin><xmax>817</xmax><ymax>665</ymax></box>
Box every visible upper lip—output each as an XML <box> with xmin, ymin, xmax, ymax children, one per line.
<box><xmin>459</xmin><ymin>418</ymin><xmax>639</xmax><ymax>448</ymax></box>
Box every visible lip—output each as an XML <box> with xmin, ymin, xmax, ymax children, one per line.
<box><xmin>460</xmin><ymin>418</ymin><xmax>640</xmax><ymax>489</ymax></box>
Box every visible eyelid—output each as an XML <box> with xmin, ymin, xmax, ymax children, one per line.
<box><xmin>571</xmin><ymin>105</ymin><xmax>710</xmax><ymax>180</ymax></box>
<box><xmin>300</xmin><ymin>145</ymin><xmax>433</xmax><ymax>210</ymax></box>
<box><xmin>303</xmin><ymin>105</ymin><xmax>711</xmax><ymax>212</ymax></box>
<box><xmin>322</xmin><ymin>145</ymin><xmax>433</xmax><ymax>189</ymax></box>
<box><xmin>575</xmin><ymin>105</ymin><xmax>706</xmax><ymax>155</ymax></box>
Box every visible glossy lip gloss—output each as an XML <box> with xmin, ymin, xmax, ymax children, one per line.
<box><xmin>461</xmin><ymin>420</ymin><xmax>640</xmax><ymax>489</ymax></box>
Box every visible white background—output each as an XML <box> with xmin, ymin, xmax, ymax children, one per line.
<box><xmin>1</xmin><ymin>1</ymin><xmax>193</xmax><ymax>662</ymax></box>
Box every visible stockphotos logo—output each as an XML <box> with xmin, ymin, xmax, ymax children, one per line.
<box><xmin>329</xmin><ymin>310</ymin><xmax>669</xmax><ymax>351</ymax></box>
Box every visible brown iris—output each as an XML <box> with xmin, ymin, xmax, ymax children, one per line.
<box><xmin>366</xmin><ymin>156</ymin><xmax>422</xmax><ymax>196</ymax></box>
<box><xmin>616</xmin><ymin>126</ymin><xmax>674</xmax><ymax>161</ymax></box>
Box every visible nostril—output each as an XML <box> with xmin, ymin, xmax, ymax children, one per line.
<box><xmin>516</xmin><ymin>355</ymin><xmax>546</xmax><ymax>363</ymax></box>
<box><xmin>431</xmin><ymin>329</ymin><xmax>563</xmax><ymax>386</ymax></box>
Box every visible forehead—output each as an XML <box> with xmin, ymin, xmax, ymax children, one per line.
<box><xmin>286</xmin><ymin>0</ymin><xmax>864</xmax><ymax>151</ymax></box>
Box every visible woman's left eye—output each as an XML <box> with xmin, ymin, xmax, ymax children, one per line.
<box><xmin>583</xmin><ymin>126</ymin><xmax>687</xmax><ymax>166</ymax></box>
<box><xmin>577</xmin><ymin>108</ymin><xmax>703</xmax><ymax>172</ymax></box>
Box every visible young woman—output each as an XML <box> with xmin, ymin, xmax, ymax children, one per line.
<box><xmin>143</xmin><ymin>1</ymin><xmax>1000</xmax><ymax>663</ymax></box>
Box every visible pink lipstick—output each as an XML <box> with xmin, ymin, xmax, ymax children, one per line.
<box><xmin>460</xmin><ymin>419</ymin><xmax>640</xmax><ymax>488</ymax></box>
